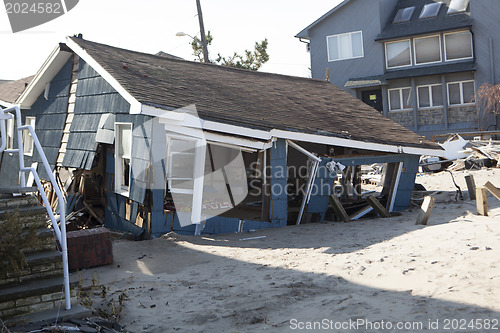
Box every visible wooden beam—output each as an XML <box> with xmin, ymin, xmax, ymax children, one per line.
<box><xmin>366</xmin><ymin>195</ymin><xmax>392</xmax><ymax>218</ymax></box>
<box><xmin>328</xmin><ymin>194</ymin><xmax>350</xmax><ymax>222</ymax></box>
<box><xmin>464</xmin><ymin>175</ymin><xmax>476</xmax><ymax>200</ymax></box>
<box><xmin>416</xmin><ymin>196</ymin><xmax>435</xmax><ymax>225</ymax></box>
<box><xmin>484</xmin><ymin>181</ymin><xmax>500</xmax><ymax>201</ymax></box>
<box><xmin>476</xmin><ymin>187</ymin><xmax>488</xmax><ymax>216</ymax></box>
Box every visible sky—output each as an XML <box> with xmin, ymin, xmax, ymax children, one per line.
<box><xmin>0</xmin><ymin>0</ymin><xmax>343</xmax><ymax>81</ymax></box>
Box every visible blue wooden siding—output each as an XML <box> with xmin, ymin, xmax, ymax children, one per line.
<box><xmin>269</xmin><ymin>139</ymin><xmax>287</xmax><ymax>226</ymax></box>
<box><xmin>29</xmin><ymin>58</ymin><xmax>72</xmax><ymax>179</ymax></box>
<box><xmin>306</xmin><ymin>158</ymin><xmax>336</xmax><ymax>221</ymax></box>
<box><xmin>62</xmin><ymin>59</ymin><xmax>130</xmax><ymax>170</ymax></box>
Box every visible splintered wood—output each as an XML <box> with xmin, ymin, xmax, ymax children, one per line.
<box><xmin>476</xmin><ymin>187</ymin><xmax>488</xmax><ymax>216</ymax></box>
<box><xmin>416</xmin><ymin>196</ymin><xmax>435</xmax><ymax>225</ymax></box>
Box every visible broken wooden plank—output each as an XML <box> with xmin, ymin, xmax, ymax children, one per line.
<box><xmin>416</xmin><ymin>196</ymin><xmax>435</xmax><ymax>225</ymax></box>
<box><xmin>464</xmin><ymin>175</ymin><xmax>476</xmax><ymax>200</ymax></box>
<box><xmin>484</xmin><ymin>181</ymin><xmax>500</xmax><ymax>201</ymax></box>
<box><xmin>328</xmin><ymin>194</ymin><xmax>350</xmax><ymax>222</ymax></box>
<box><xmin>350</xmin><ymin>206</ymin><xmax>373</xmax><ymax>220</ymax></box>
<box><xmin>476</xmin><ymin>187</ymin><xmax>488</xmax><ymax>216</ymax></box>
<box><xmin>82</xmin><ymin>200</ymin><xmax>104</xmax><ymax>224</ymax></box>
<box><xmin>366</xmin><ymin>195</ymin><xmax>392</xmax><ymax>218</ymax></box>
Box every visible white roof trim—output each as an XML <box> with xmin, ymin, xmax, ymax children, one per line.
<box><xmin>65</xmin><ymin>37</ymin><xmax>142</xmax><ymax>114</ymax></box>
<box><xmin>0</xmin><ymin>100</ymin><xmax>14</xmax><ymax>108</ymax></box>
<box><xmin>140</xmin><ymin>105</ymin><xmax>444</xmax><ymax>157</ymax></box>
<box><xmin>17</xmin><ymin>45</ymin><xmax>72</xmax><ymax>108</ymax></box>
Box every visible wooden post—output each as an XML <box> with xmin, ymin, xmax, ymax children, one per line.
<box><xmin>464</xmin><ymin>175</ymin><xmax>476</xmax><ymax>200</ymax></box>
<box><xmin>366</xmin><ymin>195</ymin><xmax>391</xmax><ymax>218</ymax></box>
<box><xmin>416</xmin><ymin>196</ymin><xmax>435</xmax><ymax>225</ymax></box>
<box><xmin>484</xmin><ymin>181</ymin><xmax>500</xmax><ymax>200</ymax></box>
<box><xmin>476</xmin><ymin>187</ymin><xmax>488</xmax><ymax>216</ymax></box>
<box><xmin>328</xmin><ymin>194</ymin><xmax>350</xmax><ymax>222</ymax></box>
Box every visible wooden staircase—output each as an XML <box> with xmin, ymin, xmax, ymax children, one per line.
<box><xmin>0</xmin><ymin>187</ymin><xmax>79</xmax><ymax>320</ymax></box>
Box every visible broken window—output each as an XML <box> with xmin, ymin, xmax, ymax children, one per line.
<box><xmin>115</xmin><ymin>123</ymin><xmax>132</xmax><ymax>194</ymax></box>
<box><xmin>23</xmin><ymin>116</ymin><xmax>36</xmax><ymax>156</ymax></box>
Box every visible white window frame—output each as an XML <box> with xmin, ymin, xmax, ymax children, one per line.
<box><xmin>385</xmin><ymin>39</ymin><xmax>412</xmax><ymax>69</ymax></box>
<box><xmin>23</xmin><ymin>116</ymin><xmax>36</xmax><ymax>156</ymax></box>
<box><xmin>388</xmin><ymin>87</ymin><xmax>412</xmax><ymax>112</ymax></box>
<box><xmin>417</xmin><ymin>84</ymin><xmax>443</xmax><ymax>109</ymax></box>
<box><xmin>114</xmin><ymin>122</ymin><xmax>132</xmax><ymax>195</ymax></box>
<box><xmin>413</xmin><ymin>34</ymin><xmax>442</xmax><ymax>66</ymax></box>
<box><xmin>444</xmin><ymin>30</ymin><xmax>474</xmax><ymax>62</ymax></box>
<box><xmin>447</xmin><ymin>80</ymin><xmax>475</xmax><ymax>106</ymax></box>
<box><xmin>326</xmin><ymin>31</ymin><xmax>364</xmax><ymax>62</ymax></box>
<box><xmin>6</xmin><ymin>117</ymin><xmax>14</xmax><ymax>150</ymax></box>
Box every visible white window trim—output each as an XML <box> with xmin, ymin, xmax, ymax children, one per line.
<box><xmin>413</xmin><ymin>34</ymin><xmax>442</xmax><ymax>66</ymax></box>
<box><xmin>444</xmin><ymin>30</ymin><xmax>474</xmax><ymax>62</ymax></box>
<box><xmin>6</xmin><ymin>117</ymin><xmax>14</xmax><ymax>150</ymax></box>
<box><xmin>114</xmin><ymin>122</ymin><xmax>132</xmax><ymax>196</ymax></box>
<box><xmin>385</xmin><ymin>39</ymin><xmax>412</xmax><ymax>69</ymax></box>
<box><xmin>23</xmin><ymin>116</ymin><xmax>36</xmax><ymax>156</ymax></box>
<box><xmin>326</xmin><ymin>31</ymin><xmax>364</xmax><ymax>62</ymax></box>
<box><xmin>388</xmin><ymin>87</ymin><xmax>412</xmax><ymax>112</ymax></box>
<box><xmin>447</xmin><ymin>80</ymin><xmax>475</xmax><ymax>106</ymax></box>
<box><xmin>417</xmin><ymin>84</ymin><xmax>443</xmax><ymax>109</ymax></box>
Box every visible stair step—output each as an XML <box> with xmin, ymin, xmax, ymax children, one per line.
<box><xmin>0</xmin><ymin>187</ymin><xmax>38</xmax><ymax>197</ymax></box>
<box><xmin>0</xmin><ymin>250</ymin><xmax>64</xmax><ymax>288</ymax></box>
<box><xmin>0</xmin><ymin>195</ymin><xmax>40</xmax><ymax>209</ymax></box>
<box><xmin>22</xmin><ymin>229</ymin><xmax>57</xmax><ymax>254</ymax></box>
<box><xmin>0</xmin><ymin>204</ymin><xmax>48</xmax><ymax>219</ymax></box>
<box><xmin>0</xmin><ymin>275</ymin><xmax>79</xmax><ymax>303</ymax></box>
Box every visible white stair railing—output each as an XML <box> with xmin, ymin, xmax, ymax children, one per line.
<box><xmin>0</xmin><ymin>105</ymin><xmax>71</xmax><ymax>311</ymax></box>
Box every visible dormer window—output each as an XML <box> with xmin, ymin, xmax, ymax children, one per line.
<box><xmin>447</xmin><ymin>0</ymin><xmax>470</xmax><ymax>14</ymax></box>
<box><xmin>393</xmin><ymin>6</ymin><xmax>415</xmax><ymax>23</ymax></box>
<box><xmin>420</xmin><ymin>2</ymin><xmax>442</xmax><ymax>19</ymax></box>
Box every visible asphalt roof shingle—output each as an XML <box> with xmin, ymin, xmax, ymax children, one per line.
<box><xmin>69</xmin><ymin>37</ymin><xmax>440</xmax><ymax>150</ymax></box>
<box><xmin>0</xmin><ymin>76</ymin><xmax>34</xmax><ymax>104</ymax></box>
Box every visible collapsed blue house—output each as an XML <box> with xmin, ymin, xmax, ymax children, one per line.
<box><xmin>0</xmin><ymin>36</ymin><xmax>444</xmax><ymax>237</ymax></box>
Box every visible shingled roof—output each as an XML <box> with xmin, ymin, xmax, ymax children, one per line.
<box><xmin>0</xmin><ymin>76</ymin><xmax>34</xmax><ymax>104</ymax></box>
<box><xmin>377</xmin><ymin>0</ymin><xmax>472</xmax><ymax>41</ymax></box>
<box><xmin>68</xmin><ymin>37</ymin><xmax>440</xmax><ymax>150</ymax></box>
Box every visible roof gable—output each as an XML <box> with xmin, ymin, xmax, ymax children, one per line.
<box><xmin>295</xmin><ymin>0</ymin><xmax>352</xmax><ymax>39</ymax></box>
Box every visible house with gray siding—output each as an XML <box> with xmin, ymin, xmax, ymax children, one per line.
<box><xmin>1</xmin><ymin>36</ymin><xmax>443</xmax><ymax>237</ymax></box>
<box><xmin>296</xmin><ymin>0</ymin><xmax>500</xmax><ymax>138</ymax></box>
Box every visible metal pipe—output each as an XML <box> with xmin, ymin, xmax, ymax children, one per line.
<box><xmin>286</xmin><ymin>139</ymin><xmax>321</xmax><ymax>162</ymax></box>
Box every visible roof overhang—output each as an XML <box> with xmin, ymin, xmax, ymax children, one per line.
<box><xmin>295</xmin><ymin>0</ymin><xmax>352</xmax><ymax>39</ymax></box>
<box><xmin>141</xmin><ymin>104</ymin><xmax>445</xmax><ymax>157</ymax></box>
<box><xmin>17</xmin><ymin>44</ymin><xmax>72</xmax><ymax>108</ymax></box>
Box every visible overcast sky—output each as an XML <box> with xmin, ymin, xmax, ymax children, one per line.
<box><xmin>0</xmin><ymin>0</ymin><xmax>342</xmax><ymax>80</ymax></box>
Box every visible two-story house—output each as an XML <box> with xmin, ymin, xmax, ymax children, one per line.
<box><xmin>296</xmin><ymin>0</ymin><xmax>500</xmax><ymax>138</ymax></box>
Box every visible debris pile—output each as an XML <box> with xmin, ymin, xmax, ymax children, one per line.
<box><xmin>421</xmin><ymin>133</ymin><xmax>500</xmax><ymax>172</ymax></box>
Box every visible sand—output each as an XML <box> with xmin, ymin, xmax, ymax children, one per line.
<box><xmin>79</xmin><ymin>169</ymin><xmax>500</xmax><ymax>332</ymax></box>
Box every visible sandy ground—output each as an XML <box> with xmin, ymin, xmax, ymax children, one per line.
<box><xmin>79</xmin><ymin>169</ymin><xmax>500</xmax><ymax>332</ymax></box>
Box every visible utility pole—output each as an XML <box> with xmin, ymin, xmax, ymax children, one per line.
<box><xmin>196</xmin><ymin>0</ymin><xmax>210</xmax><ymax>63</ymax></box>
